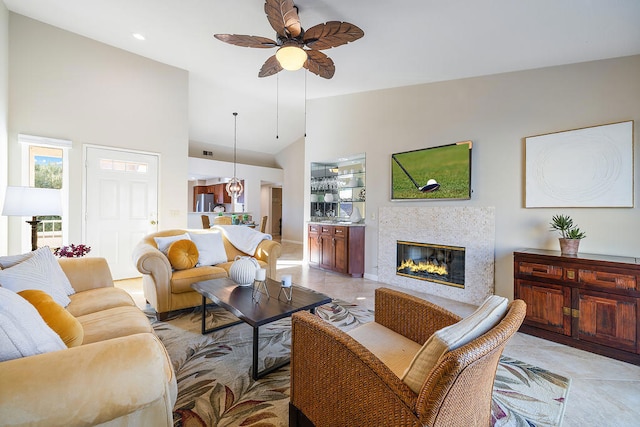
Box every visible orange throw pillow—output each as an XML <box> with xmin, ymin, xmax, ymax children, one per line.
<box><xmin>18</xmin><ymin>289</ymin><xmax>84</xmax><ymax>347</ymax></box>
<box><xmin>167</xmin><ymin>239</ymin><xmax>199</xmax><ymax>270</ymax></box>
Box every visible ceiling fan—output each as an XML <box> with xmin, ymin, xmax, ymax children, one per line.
<box><xmin>214</xmin><ymin>0</ymin><xmax>364</xmax><ymax>79</ymax></box>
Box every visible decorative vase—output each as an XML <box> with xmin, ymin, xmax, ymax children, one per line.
<box><xmin>349</xmin><ymin>206</ymin><xmax>362</xmax><ymax>223</ymax></box>
<box><xmin>324</xmin><ymin>193</ymin><xmax>334</xmax><ymax>202</ymax></box>
<box><xmin>559</xmin><ymin>238</ymin><xmax>580</xmax><ymax>256</ymax></box>
<box><xmin>229</xmin><ymin>255</ymin><xmax>260</xmax><ymax>286</ymax></box>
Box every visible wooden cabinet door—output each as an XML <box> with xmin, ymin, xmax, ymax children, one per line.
<box><xmin>308</xmin><ymin>225</ymin><xmax>321</xmax><ymax>266</ymax></box>
<box><xmin>211</xmin><ymin>184</ymin><xmax>224</xmax><ymax>204</ymax></box>
<box><xmin>333</xmin><ymin>226</ymin><xmax>348</xmax><ymax>274</ymax></box>
<box><xmin>319</xmin><ymin>226</ymin><xmax>334</xmax><ymax>270</ymax></box>
<box><xmin>516</xmin><ymin>279</ymin><xmax>571</xmax><ymax>336</ymax></box>
<box><xmin>576</xmin><ymin>289</ymin><xmax>638</xmax><ymax>353</ymax></box>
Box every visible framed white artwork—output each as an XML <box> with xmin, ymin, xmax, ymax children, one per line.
<box><xmin>525</xmin><ymin>121</ymin><xmax>634</xmax><ymax>208</ymax></box>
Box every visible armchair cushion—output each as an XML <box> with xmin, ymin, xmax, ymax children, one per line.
<box><xmin>402</xmin><ymin>295</ymin><xmax>508</xmax><ymax>393</ymax></box>
<box><xmin>167</xmin><ymin>239</ymin><xmax>199</xmax><ymax>270</ymax></box>
<box><xmin>0</xmin><ymin>287</ymin><xmax>66</xmax><ymax>361</ymax></box>
<box><xmin>170</xmin><ymin>266</ymin><xmax>228</xmax><ymax>293</ymax></box>
<box><xmin>18</xmin><ymin>290</ymin><xmax>84</xmax><ymax>348</ymax></box>
<box><xmin>189</xmin><ymin>231</ymin><xmax>228</xmax><ymax>266</ymax></box>
<box><xmin>348</xmin><ymin>321</ymin><xmax>421</xmax><ymax>377</ymax></box>
<box><xmin>0</xmin><ymin>247</ymin><xmax>72</xmax><ymax>307</ymax></box>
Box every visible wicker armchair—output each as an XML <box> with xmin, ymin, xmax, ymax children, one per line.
<box><xmin>290</xmin><ymin>288</ymin><xmax>526</xmax><ymax>427</ymax></box>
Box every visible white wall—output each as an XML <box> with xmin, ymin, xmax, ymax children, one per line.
<box><xmin>304</xmin><ymin>55</ymin><xmax>640</xmax><ymax>300</ymax></box>
<box><xmin>7</xmin><ymin>14</ymin><xmax>189</xmax><ymax>253</ymax></box>
<box><xmin>275</xmin><ymin>137</ymin><xmax>305</xmax><ymax>244</ymax></box>
<box><xmin>0</xmin><ymin>3</ymin><xmax>8</xmax><ymax>255</ymax></box>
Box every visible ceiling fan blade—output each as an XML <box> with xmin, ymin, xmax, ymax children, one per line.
<box><xmin>214</xmin><ymin>34</ymin><xmax>277</xmax><ymax>48</ymax></box>
<box><xmin>303</xmin><ymin>21</ymin><xmax>364</xmax><ymax>50</ymax></box>
<box><xmin>259</xmin><ymin>55</ymin><xmax>284</xmax><ymax>78</ymax></box>
<box><xmin>264</xmin><ymin>0</ymin><xmax>302</xmax><ymax>39</ymax></box>
<box><xmin>303</xmin><ymin>50</ymin><xmax>335</xmax><ymax>79</ymax></box>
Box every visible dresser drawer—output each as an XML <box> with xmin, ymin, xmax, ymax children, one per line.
<box><xmin>517</xmin><ymin>262</ymin><xmax>563</xmax><ymax>279</ymax></box>
<box><xmin>579</xmin><ymin>270</ymin><xmax>637</xmax><ymax>290</ymax></box>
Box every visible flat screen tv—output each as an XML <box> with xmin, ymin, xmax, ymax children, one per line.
<box><xmin>391</xmin><ymin>141</ymin><xmax>472</xmax><ymax>200</ymax></box>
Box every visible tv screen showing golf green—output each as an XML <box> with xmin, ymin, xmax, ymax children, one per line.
<box><xmin>391</xmin><ymin>141</ymin><xmax>472</xmax><ymax>200</ymax></box>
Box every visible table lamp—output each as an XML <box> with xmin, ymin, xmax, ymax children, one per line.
<box><xmin>2</xmin><ymin>186</ymin><xmax>63</xmax><ymax>251</ymax></box>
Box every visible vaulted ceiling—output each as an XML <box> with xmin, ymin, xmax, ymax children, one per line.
<box><xmin>5</xmin><ymin>0</ymin><xmax>640</xmax><ymax>154</ymax></box>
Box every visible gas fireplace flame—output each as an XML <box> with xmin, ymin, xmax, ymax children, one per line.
<box><xmin>398</xmin><ymin>259</ymin><xmax>448</xmax><ymax>276</ymax></box>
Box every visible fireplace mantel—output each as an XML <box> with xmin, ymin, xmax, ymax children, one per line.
<box><xmin>378</xmin><ymin>207</ymin><xmax>495</xmax><ymax>305</ymax></box>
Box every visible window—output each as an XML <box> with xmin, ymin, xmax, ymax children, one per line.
<box><xmin>30</xmin><ymin>146</ymin><xmax>63</xmax><ymax>248</ymax></box>
<box><xmin>20</xmin><ymin>134</ymin><xmax>70</xmax><ymax>250</ymax></box>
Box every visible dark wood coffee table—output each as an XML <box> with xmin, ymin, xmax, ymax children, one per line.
<box><xmin>191</xmin><ymin>277</ymin><xmax>331</xmax><ymax>380</ymax></box>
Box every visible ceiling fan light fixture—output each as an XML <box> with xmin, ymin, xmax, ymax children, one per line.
<box><xmin>275</xmin><ymin>46</ymin><xmax>307</xmax><ymax>71</ymax></box>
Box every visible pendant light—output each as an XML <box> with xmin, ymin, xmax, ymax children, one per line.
<box><xmin>226</xmin><ymin>112</ymin><xmax>243</xmax><ymax>200</ymax></box>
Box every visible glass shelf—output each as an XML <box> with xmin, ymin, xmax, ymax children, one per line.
<box><xmin>310</xmin><ymin>154</ymin><xmax>365</xmax><ymax>221</ymax></box>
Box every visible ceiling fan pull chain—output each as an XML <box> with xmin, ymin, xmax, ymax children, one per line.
<box><xmin>276</xmin><ymin>73</ymin><xmax>279</xmax><ymax>139</ymax></box>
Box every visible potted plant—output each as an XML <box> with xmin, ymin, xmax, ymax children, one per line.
<box><xmin>549</xmin><ymin>214</ymin><xmax>586</xmax><ymax>255</ymax></box>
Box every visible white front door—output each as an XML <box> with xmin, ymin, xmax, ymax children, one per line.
<box><xmin>85</xmin><ymin>146</ymin><xmax>159</xmax><ymax>279</ymax></box>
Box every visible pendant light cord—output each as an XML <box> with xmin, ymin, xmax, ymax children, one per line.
<box><xmin>233</xmin><ymin>112</ymin><xmax>238</xmax><ymax>178</ymax></box>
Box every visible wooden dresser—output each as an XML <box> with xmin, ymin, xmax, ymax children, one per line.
<box><xmin>514</xmin><ymin>249</ymin><xmax>639</xmax><ymax>365</ymax></box>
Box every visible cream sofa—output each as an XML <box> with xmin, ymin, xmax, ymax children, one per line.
<box><xmin>0</xmin><ymin>257</ymin><xmax>177</xmax><ymax>427</ymax></box>
<box><xmin>132</xmin><ymin>229</ymin><xmax>282</xmax><ymax>320</ymax></box>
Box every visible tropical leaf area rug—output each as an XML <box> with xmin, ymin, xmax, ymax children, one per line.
<box><xmin>150</xmin><ymin>301</ymin><xmax>570</xmax><ymax>427</ymax></box>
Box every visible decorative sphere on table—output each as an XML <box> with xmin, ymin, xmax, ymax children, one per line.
<box><xmin>230</xmin><ymin>256</ymin><xmax>260</xmax><ymax>286</ymax></box>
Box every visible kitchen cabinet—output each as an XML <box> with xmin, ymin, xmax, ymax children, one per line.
<box><xmin>308</xmin><ymin>224</ymin><xmax>364</xmax><ymax>277</ymax></box>
<box><xmin>193</xmin><ymin>181</ymin><xmax>244</xmax><ymax>209</ymax></box>
<box><xmin>212</xmin><ymin>184</ymin><xmax>231</xmax><ymax>204</ymax></box>
<box><xmin>514</xmin><ymin>249</ymin><xmax>639</xmax><ymax>365</ymax></box>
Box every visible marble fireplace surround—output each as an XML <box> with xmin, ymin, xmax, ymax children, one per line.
<box><xmin>378</xmin><ymin>206</ymin><xmax>495</xmax><ymax>305</ymax></box>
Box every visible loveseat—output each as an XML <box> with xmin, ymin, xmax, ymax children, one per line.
<box><xmin>132</xmin><ymin>228</ymin><xmax>282</xmax><ymax>320</ymax></box>
<box><xmin>0</xmin><ymin>255</ymin><xmax>177</xmax><ymax>427</ymax></box>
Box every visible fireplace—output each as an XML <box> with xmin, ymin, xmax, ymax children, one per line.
<box><xmin>379</xmin><ymin>207</ymin><xmax>494</xmax><ymax>305</ymax></box>
<box><xmin>396</xmin><ymin>241</ymin><xmax>465</xmax><ymax>288</ymax></box>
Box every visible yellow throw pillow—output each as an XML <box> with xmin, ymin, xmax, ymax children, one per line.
<box><xmin>18</xmin><ymin>289</ymin><xmax>84</xmax><ymax>348</ymax></box>
<box><xmin>167</xmin><ymin>239</ymin><xmax>199</xmax><ymax>270</ymax></box>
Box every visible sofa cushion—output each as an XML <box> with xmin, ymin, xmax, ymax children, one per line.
<box><xmin>66</xmin><ymin>287</ymin><xmax>135</xmax><ymax>317</ymax></box>
<box><xmin>0</xmin><ymin>287</ymin><xmax>66</xmax><ymax>361</ymax></box>
<box><xmin>348</xmin><ymin>321</ymin><xmax>422</xmax><ymax>378</ymax></box>
<box><xmin>0</xmin><ymin>247</ymin><xmax>76</xmax><ymax>296</ymax></box>
<box><xmin>401</xmin><ymin>295</ymin><xmax>508</xmax><ymax>393</ymax></box>
<box><xmin>0</xmin><ymin>248</ymin><xmax>72</xmax><ymax>307</ymax></box>
<box><xmin>18</xmin><ymin>290</ymin><xmax>84</xmax><ymax>348</ymax></box>
<box><xmin>167</xmin><ymin>239</ymin><xmax>199</xmax><ymax>270</ymax></box>
<box><xmin>170</xmin><ymin>266</ymin><xmax>228</xmax><ymax>293</ymax></box>
<box><xmin>154</xmin><ymin>233</ymin><xmax>191</xmax><ymax>255</ymax></box>
<box><xmin>189</xmin><ymin>231</ymin><xmax>228</xmax><ymax>266</ymax></box>
<box><xmin>77</xmin><ymin>306</ymin><xmax>154</xmax><ymax>345</ymax></box>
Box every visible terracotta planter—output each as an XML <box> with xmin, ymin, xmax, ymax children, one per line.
<box><xmin>559</xmin><ymin>238</ymin><xmax>581</xmax><ymax>256</ymax></box>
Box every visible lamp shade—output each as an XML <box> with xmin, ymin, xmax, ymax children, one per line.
<box><xmin>2</xmin><ymin>186</ymin><xmax>63</xmax><ymax>217</ymax></box>
<box><xmin>275</xmin><ymin>46</ymin><xmax>308</xmax><ymax>71</ymax></box>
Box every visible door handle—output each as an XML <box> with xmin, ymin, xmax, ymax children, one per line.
<box><xmin>150</xmin><ymin>220</ymin><xmax>157</xmax><ymax>225</ymax></box>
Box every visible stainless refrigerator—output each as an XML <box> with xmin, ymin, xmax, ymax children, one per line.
<box><xmin>195</xmin><ymin>193</ymin><xmax>215</xmax><ymax>212</ymax></box>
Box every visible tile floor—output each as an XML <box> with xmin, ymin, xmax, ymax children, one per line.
<box><xmin>117</xmin><ymin>241</ymin><xmax>640</xmax><ymax>426</ymax></box>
